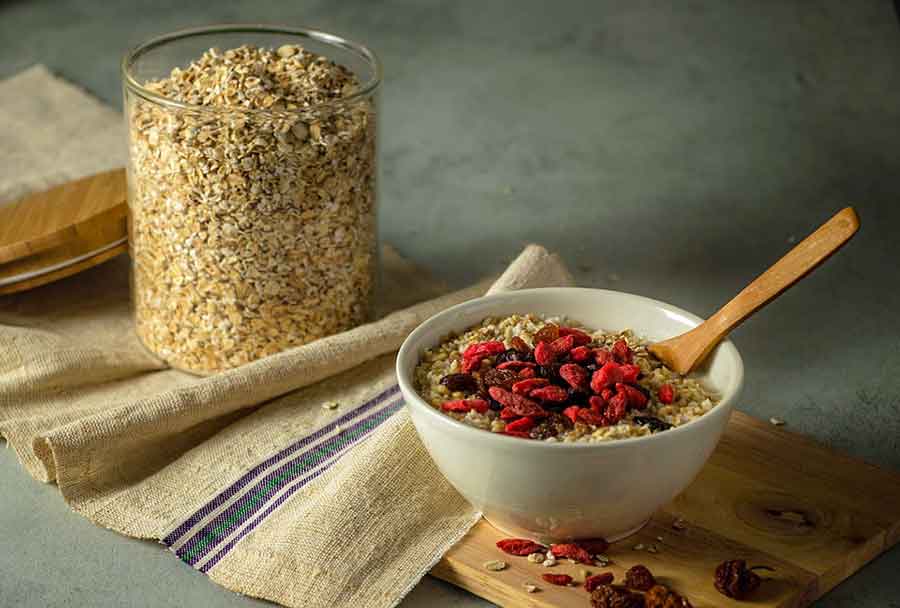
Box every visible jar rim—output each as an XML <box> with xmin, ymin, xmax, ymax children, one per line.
<box><xmin>121</xmin><ymin>23</ymin><xmax>382</xmax><ymax>115</ymax></box>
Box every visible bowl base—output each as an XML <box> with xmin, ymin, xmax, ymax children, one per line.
<box><xmin>482</xmin><ymin>516</ymin><xmax>651</xmax><ymax>545</ymax></box>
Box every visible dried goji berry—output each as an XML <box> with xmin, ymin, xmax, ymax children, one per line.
<box><xmin>462</xmin><ymin>341</ymin><xmax>506</xmax><ymax>359</ymax></box>
<box><xmin>559</xmin><ymin>363</ymin><xmax>589</xmax><ymax>390</ymax></box>
<box><xmin>549</xmin><ymin>334</ymin><xmax>576</xmax><ymax>357</ymax></box>
<box><xmin>534</xmin><ymin>341</ymin><xmax>555</xmax><ymax>365</ymax></box>
<box><xmin>496</xmin><ymin>538</ymin><xmax>547</xmax><ymax>555</ymax></box>
<box><xmin>503</xmin><ymin>430</ymin><xmax>532</xmax><ymax>439</ymax></box>
<box><xmin>611</xmin><ymin>339</ymin><xmax>633</xmax><ymax>363</ymax></box>
<box><xmin>505</xmin><ymin>416</ymin><xmax>536</xmax><ymax>433</ymax></box>
<box><xmin>569</xmin><ymin>345</ymin><xmax>593</xmax><ymax>363</ymax></box>
<box><xmin>619</xmin><ymin>363</ymin><xmax>641</xmax><ymax>384</ymax></box>
<box><xmin>511</xmin><ymin>378</ymin><xmax>550</xmax><ymax>395</ymax></box>
<box><xmin>542</xmin><ymin>573</ymin><xmax>573</xmax><ymax>586</ymax></box>
<box><xmin>534</xmin><ymin>324</ymin><xmax>560</xmax><ymax>344</ymax></box>
<box><xmin>440</xmin><ymin>399</ymin><xmax>490</xmax><ymax>414</ymax></box>
<box><xmin>496</xmin><ymin>360</ymin><xmax>537</xmax><ymax>371</ymax></box>
<box><xmin>461</xmin><ymin>357</ymin><xmax>482</xmax><ymax>373</ymax></box>
<box><xmin>499</xmin><ymin>406</ymin><xmax>520</xmax><ymax>420</ymax></box>
<box><xmin>616</xmin><ymin>383</ymin><xmax>648</xmax><ymax>409</ymax></box>
<box><xmin>591</xmin><ymin>361</ymin><xmax>624</xmax><ymax>392</ymax></box>
<box><xmin>510</xmin><ymin>335</ymin><xmax>531</xmax><ymax>353</ymax></box>
<box><xmin>606</xmin><ymin>391</ymin><xmax>629</xmax><ymax>423</ymax></box>
<box><xmin>517</xmin><ymin>367</ymin><xmax>537</xmax><ymax>379</ymax></box>
<box><xmin>563</xmin><ymin>405</ymin><xmax>582</xmax><ymax>424</ymax></box>
<box><xmin>576</xmin><ymin>538</ymin><xmax>609</xmax><ymax>555</ymax></box>
<box><xmin>530</xmin><ymin>385</ymin><xmax>569</xmax><ymax>403</ymax></box>
<box><xmin>658</xmin><ymin>383</ymin><xmax>675</xmax><ymax>404</ymax></box>
<box><xmin>600</xmin><ymin>387</ymin><xmax>615</xmax><ymax>402</ymax></box>
<box><xmin>577</xmin><ymin>408</ymin><xmax>609</xmax><ymax>427</ymax></box>
<box><xmin>558</xmin><ymin>327</ymin><xmax>592</xmax><ymax>346</ymax></box>
<box><xmin>488</xmin><ymin>387</ymin><xmax>549</xmax><ymax>417</ymax></box>
<box><xmin>589</xmin><ymin>395</ymin><xmax>607</xmax><ymax>413</ymax></box>
<box><xmin>550</xmin><ymin>543</ymin><xmax>594</xmax><ymax>564</ymax></box>
<box><xmin>584</xmin><ymin>572</ymin><xmax>615</xmax><ymax>592</ymax></box>
<box><xmin>594</xmin><ymin>348</ymin><xmax>613</xmax><ymax>365</ymax></box>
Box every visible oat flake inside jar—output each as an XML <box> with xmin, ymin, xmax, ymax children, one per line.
<box><xmin>122</xmin><ymin>25</ymin><xmax>381</xmax><ymax>374</ymax></box>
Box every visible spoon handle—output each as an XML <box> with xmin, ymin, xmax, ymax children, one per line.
<box><xmin>652</xmin><ymin>207</ymin><xmax>860</xmax><ymax>374</ymax></box>
<box><xmin>706</xmin><ymin>207</ymin><xmax>859</xmax><ymax>337</ymax></box>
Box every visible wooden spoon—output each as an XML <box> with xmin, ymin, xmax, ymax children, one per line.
<box><xmin>649</xmin><ymin>207</ymin><xmax>860</xmax><ymax>374</ymax></box>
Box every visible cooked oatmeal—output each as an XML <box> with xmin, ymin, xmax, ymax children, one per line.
<box><xmin>413</xmin><ymin>314</ymin><xmax>718</xmax><ymax>442</ymax></box>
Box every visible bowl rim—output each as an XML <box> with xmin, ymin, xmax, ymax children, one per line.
<box><xmin>396</xmin><ymin>287</ymin><xmax>744</xmax><ymax>450</ymax></box>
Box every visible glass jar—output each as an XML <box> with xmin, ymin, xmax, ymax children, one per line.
<box><xmin>122</xmin><ymin>25</ymin><xmax>380</xmax><ymax>374</ymax></box>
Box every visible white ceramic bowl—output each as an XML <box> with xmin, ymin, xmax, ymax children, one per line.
<box><xmin>396</xmin><ymin>288</ymin><xmax>743</xmax><ymax>543</ymax></box>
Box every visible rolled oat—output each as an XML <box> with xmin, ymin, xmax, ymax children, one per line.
<box><xmin>126</xmin><ymin>44</ymin><xmax>377</xmax><ymax>373</ymax></box>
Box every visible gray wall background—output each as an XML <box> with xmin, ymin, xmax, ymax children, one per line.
<box><xmin>1</xmin><ymin>1</ymin><xmax>898</xmax><ymax>607</ymax></box>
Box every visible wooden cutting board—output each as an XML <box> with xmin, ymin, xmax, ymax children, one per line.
<box><xmin>432</xmin><ymin>411</ymin><xmax>900</xmax><ymax>607</ymax></box>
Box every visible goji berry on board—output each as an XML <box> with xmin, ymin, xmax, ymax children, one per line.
<box><xmin>496</xmin><ymin>538</ymin><xmax>546</xmax><ymax>556</ymax></box>
<box><xmin>550</xmin><ymin>543</ymin><xmax>594</xmax><ymax>564</ymax></box>
<box><xmin>542</xmin><ymin>573</ymin><xmax>573</xmax><ymax>586</ymax></box>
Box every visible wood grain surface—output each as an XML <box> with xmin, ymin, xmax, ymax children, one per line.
<box><xmin>433</xmin><ymin>411</ymin><xmax>900</xmax><ymax>607</ymax></box>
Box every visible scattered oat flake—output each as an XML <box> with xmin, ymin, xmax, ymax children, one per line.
<box><xmin>322</xmin><ymin>401</ymin><xmax>339</xmax><ymax>410</ymax></box>
<box><xmin>523</xmin><ymin>583</ymin><xmax>539</xmax><ymax>593</ymax></box>
<box><xmin>770</xmin><ymin>417</ymin><xmax>786</xmax><ymax>426</ymax></box>
<box><xmin>633</xmin><ymin>544</ymin><xmax>645</xmax><ymax>551</ymax></box>
<box><xmin>527</xmin><ymin>552</ymin><xmax>544</xmax><ymax>563</ymax></box>
<box><xmin>542</xmin><ymin>558</ymin><xmax>556</xmax><ymax>567</ymax></box>
<box><xmin>656</xmin><ymin>536</ymin><xmax>664</xmax><ymax>542</ymax></box>
<box><xmin>648</xmin><ymin>544</ymin><xmax>659</xmax><ymax>553</ymax></box>
<box><xmin>484</xmin><ymin>560</ymin><xmax>507</xmax><ymax>571</ymax></box>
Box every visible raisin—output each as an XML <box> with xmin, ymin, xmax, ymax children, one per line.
<box><xmin>585</xmin><ymin>572</ymin><xmax>615</xmax><ymax>592</ymax></box>
<box><xmin>538</xmin><ymin>363</ymin><xmax>562</xmax><ymax>381</ymax></box>
<box><xmin>584</xmin><ymin>362</ymin><xmax>598</xmax><ymax>373</ymax></box>
<box><xmin>646</xmin><ymin>585</ymin><xmax>693</xmax><ymax>608</ymax></box>
<box><xmin>482</xmin><ymin>368</ymin><xmax>518</xmax><ymax>390</ymax></box>
<box><xmin>567</xmin><ymin>387</ymin><xmax>590</xmax><ymax>404</ymax></box>
<box><xmin>496</xmin><ymin>538</ymin><xmax>546</xmax><ymax>556</ymax></box>
<box><xmin>714</xmin><ymin>559</ymin><xmax>768</xmax><ymax>600</ymax></box>
<box><xmin>495</xmin><ymin>348</ymin><xmax>533</xmax><ymax>366</ymax></box>
<box><xmin>488</xmin><ymin>387</ymin><xmax>549</xmax><ymax>417</ymax></box>
<box><xmin>658</xmin><ymin>383</ymin><xmax>675</xmax><ymax>404</ymax></box>
<box><xmin>550</xmin><ymin>543</ymin><xmax>593</xmax><ymax>564</ymax></box>
<box><xmin>625</xmin><ymin>565</ymin><xmax>656</xmax><ymax>591</ymax></box>
<box><xmin>440</xmin><ymin>399</ymin><xmax>490</xmax><ymax>414</ymax></box>
<box><xmin>542</xmin><ymin>573</ymin><xmax>573</xmax><ymax>586</ymax></box>
<box><xmin>632</xmin><ymin>416</ymin><xmax>673</xmax><ymax>432</ymax></box>
<box><xmin>590</xmin><ymin>585</ymin><xmax>643</xmax><ymax>608</ymax></box>
<box><xmin>529</xmin><ymin>412</ymin><xmax>574</xmax><ymax>439</ymax></box>
<box><xmin>534</xmin><ymin>324</ymin><xmax>560</xmax><ymax>344</ymax></box>
<box><xmin>510</xmin><ymin>335</ymin><xmax>531</xmax><ymax>353</ymax></box>
<box><xmin>440</xmin><ymin>373</ymin><xmax>478</xmax><ymax>393</ymax></box>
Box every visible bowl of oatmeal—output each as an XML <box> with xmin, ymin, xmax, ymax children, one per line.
<box><xmin>396</xmin><ymin>288</ymin><xmax>743</xmax><ymax>542</ymax></box>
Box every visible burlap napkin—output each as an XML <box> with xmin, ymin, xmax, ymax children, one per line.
<box><xmin>0</xmin><ymin>66</ymin><xmax>575</xmax><ymax>607</ymax></box>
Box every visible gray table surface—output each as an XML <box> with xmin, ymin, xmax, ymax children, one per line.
<box><xmin>1</xmin><ymin>1</ymin><xmax>898</xmax><ymax>607</ymax></box>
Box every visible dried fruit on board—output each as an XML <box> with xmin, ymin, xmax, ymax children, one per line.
<box><xmin>590</xmin><ymin>585</ymin><xmax>644</xmax><ymax>608</ymax></box>
<box><xmin>645</xmin><ymin>585</ymin><xmax>693</xmax><ymax>608</ymax></box>
<box><xmin>550</xmin><ymin>543</ymin><xmax>593</xmax><ymax>564</ymax></box>
<box><xmin>496</xmin><ymin>538</ymin><xmax>547</xmax><ymax>556</ymax></box>
<box><xmin>714</xmin><ymin>559</ymin><xmax>769</xmax><ymax>599</ymax></box>
<box><xmin>542</xmin><ymin>573</ymin><xmax>573</xmax><ymax>586</ymax></box>
<box><xmin>624</xmin><ymin>564</ymin><xmax>656</xmax><ymax>591</ymax></box>
<box><xmin>584</xmin><ymin>572</ymin><xmax>615</xmax><ymax>592</ymax></box>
